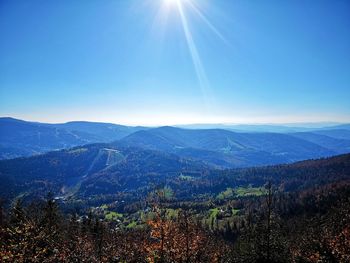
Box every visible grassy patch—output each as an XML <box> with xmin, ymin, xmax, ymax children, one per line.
<box><xmin>209</xmin><ymin>208</ymin><xmax>219</xmax><ymax>220</ymax></box>
<box><xmin>100</xmin><ymin>204</ymin><xmax>108</xmax><ymax>210</ymax></box>
<box><xmin>232</xmin><ymin>208</ymin><xmax>240</xmax><ymax>216</ymax></box>
<box><xmin>126</xmin><ymin>221</ymin><xmax>137</xmax><ymax>229</ymax></box>
<box><xmin>217</xmin><ymin>186</ymin><xmax>268</xmax><ymax>200</ymax></box>
<box><xmin>235</xmin><ymin>186</ymin><xmax>267</xmax><ymax>197</ymax></box>
<box><xmin>207</xmin><ymin>208</ymin><xmax>220</xmax><ymax>229</ymax></box>
<box><xmin>217</xmin><ymin>188</ymin><xmax>234</xmax><ymax>200</ymax></box>
<box><xmin>105</xmin><ymin>211</ymin><xmax>123</xmax><ymax>221</ymax></box>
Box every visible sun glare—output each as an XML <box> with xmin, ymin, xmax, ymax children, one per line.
<box><xmin>163</xmin><ymin>0</ymin><xmax>188</xmax><ymax>8</ymax></box>
<box><xmin>154</xmin><ymin>0</ymin><xmax>226</xmax><ymax>110</ymax></box>
<box><xmin>164</xmin><ymin>0</ymin><xmax>180</xmax><ymax>5</ymax></box>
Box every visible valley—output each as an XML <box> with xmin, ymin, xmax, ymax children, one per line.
<box><xmin>1</xmin><ymin>119</ymin><xmax>350</xmax><ymax>262</ymax></box>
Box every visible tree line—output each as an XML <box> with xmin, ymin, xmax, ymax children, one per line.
<box><xmin>1</xmin><ymin>180</ymin><xmax>350</xmax><ymax>262</ymax></box>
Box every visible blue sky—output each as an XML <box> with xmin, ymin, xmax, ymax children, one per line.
<box><xmin>1</xmin><ymin>0</ymin><xmax>349</xmax><ymax>125</ymax></box>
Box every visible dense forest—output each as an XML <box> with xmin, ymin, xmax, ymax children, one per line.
<box><xmin>1</xmin><ymin>154</ymin><xmax>350</xmax><ymax>262</ymax></box>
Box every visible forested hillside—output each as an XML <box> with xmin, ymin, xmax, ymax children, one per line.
<box><xmin>1</xmin><ymin>154</ymin><xmax>349</xmax><ymax>262</ymax></box>
<box><xmin>2</xmin><ymin>118</ymin><xmax>350</xmax><ymax>166</ymax></box>
<box><xmin>0</xmin><ymin>118</ymin><xmax>145</xmax><ymax>159</ymax></box>
<box><xmin>119</xmin><ymin>126</ymin><xmax>338</xmax><ymax>167</ymax></box>
<box><xmin>1</xmin><ymin>120</ymin><xmax>350</xmax><ymax>262</ymax></box>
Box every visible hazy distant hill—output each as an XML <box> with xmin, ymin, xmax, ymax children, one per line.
<box><xmin>312</xmin><ymin>129</ymin><xmax>350</xmax><ymax>140</ymax></box>
<box><xmin>322</xmin><ymin>124</ymin><xmax>350</xmax><ymax>130</ymax></box>
<box><xmin>177</xmin><ymin>123</ymin><xmax>348</xmax><ymax>133</ymax></box>
<box><xmin>290</xmin><ymin>131</ymin><xmax>350</xmax><ymax>154</ymax></box>
<box><xmin>0</xmin><ymin>118</ymin><xmax>145</xmax><ymax>159</ymax></box>
<box><xmin>52</xmin><ymin>121</ymin><xmax>146</xmax><ymax>141</ymax></box>
<box><xmin>1</xmin><ymin>117</ymin><xmax>350</xmax><ymax>164</ymax></box>
<box><xmin>120</xmin><ymin>126</ymin><xmax>336</xmax><ymax>167</ymax></box>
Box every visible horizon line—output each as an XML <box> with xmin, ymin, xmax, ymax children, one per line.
<box><xmin>1</xmin><ymin>116</ymin><xmax>349</xmax><ymax>128</ymax></box>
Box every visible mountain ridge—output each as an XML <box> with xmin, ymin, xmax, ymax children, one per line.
<box><xmin>0</xmin><ymin>141</ymin><xmax>349</xmax><ymax>202</ymax></box>
<box><xmin>0</xmin><ymin>117</ymin><xmax>146</xmax><ymax>159</ymax></box>
<box><xmin>119</xmin><ymin>126</ymin><xmax>336</xmax><ymax>167</ymax></box>
<box><xmin>1</xmin><ymin>117</ymin><xmax>350</xmax><ymax>166</ymax></box>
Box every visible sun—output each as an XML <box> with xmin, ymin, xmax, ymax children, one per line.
<box><xmin>163</xmin><ymin>0</ymin><xmax>182</xmax><ymax>6</ymax></box>
<box><xmin>154</xmin><ymin>0</ymin><xmax>227</xmax><ymax>108</ymax></box>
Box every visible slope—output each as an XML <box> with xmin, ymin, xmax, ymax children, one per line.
<box><xmin>120</xmin><ymin>127</ymin><xmax>335</xmax><ymax>167</ymax></box>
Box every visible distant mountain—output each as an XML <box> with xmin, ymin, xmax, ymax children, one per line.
<box><xmin>290</xmin><ymin>132</ymin><xmax>350</xmax><ymax>154</ymax></box>
<box><xmin>178</xmin><ymin>122</ymin><xmax>350</xmax><ymax>133</ymax></box>
<box><xmin>1</xmin><ymin>117</ymin><xmax>349</xmax><ymax>164</ymax></box>
<box><xmin>0</xmin><ymin>143</ymin><xmax>207</xmax><ymax>200</ymax></box>
<box><xmin>0</xmin><ymin>117</ymin><xmax>145</xmax><ymax>159</ymax></box>
<box><xmin>177</xmin><ymin>124</ymin><xmax>309</xmax><ymax>132</ymax></box>
<box><xmin>311</xmin><ymin>129</ymin><xmax>350</xmax><ymax>140</ymax></box>
<box><xmin>322</xmin><ymin>124</ymin><xmax>350</xmax><ymax>130</ymax></box>
<box><xmin>52</xmin><ymin>121</ymin><xmax>146</xmax><ymax>141</ymax></box>
<box><xmin>120</xmin><ymin>126</ymin><xmax>335</xmax><ymax>168</ymax></box>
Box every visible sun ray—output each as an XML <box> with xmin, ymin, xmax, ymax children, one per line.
<box><xmin>184</xmin><ymin>0</ymin><xmax>231</xmax><ymax>46</ymax></box>
<box><xmin>151</xmin><ymin>1</ymin><xmax>171</xmax><ymax>40</ymax></box>
<box><xmin>176</xmin><ymin>0</ymin><xmax>214</xmax><ymax>108</ymax></box>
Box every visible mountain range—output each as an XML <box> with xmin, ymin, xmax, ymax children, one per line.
<box><xmin>1</xmin><ymin>117</ymin><xmax>350</xmax><ymax>202</ymax></box>
<box><xmin>1</xmin><ymin>117</ymin><xmax>350</xmax><ymax>168</ymax></box>
<box><xmin>0</xmin><ymin>117</ymin><xmax>145</xmax><ymax>159</ymax></box>
<box><xmin>0</xmin><ymin>139</ymin><xmax>349</xmax><ymax>202</ymax></box>
<box><xmin>119</xmin><ymin>126</ymin><xmax>350</xmax><ymax>167</ymax></box>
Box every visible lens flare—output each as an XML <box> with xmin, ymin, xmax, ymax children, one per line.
<box><xmin>176</xmin><ymin>1</ymin><xmax>213</xmax><ymax>107</ymax></box>
<box><xmin>153</xmin><ymin>0</ymin><xmax>227</xmax><ymax>109</ymax></box>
